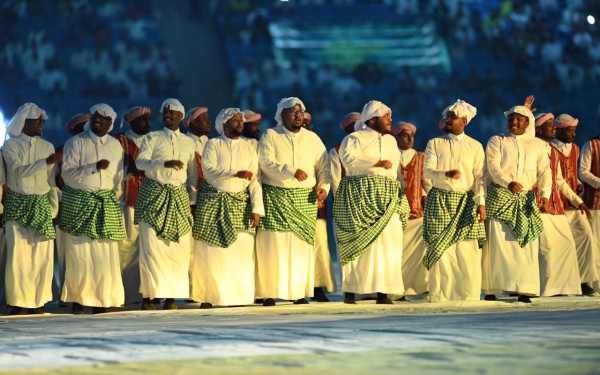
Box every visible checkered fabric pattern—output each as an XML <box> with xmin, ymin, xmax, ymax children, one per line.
<box><xmin>134</xmin><ymin>178</ymin><xmax>193</xmax><ymax>243</ymax></box>
<box><xmin>192</xmin><ymin>181</ymin><xmax>255</xmax><ymax>248</ymax></box>
<box><xmin>486</xmin><ymin>183</ymin><xmax>544</xmax><ymax>248</ymax></box>
<box><xmin>333</xmin><ymin>175</ymin><xmax>410</xmax><ymax>267</ymax></box>
<box><xmin>258</xmin><ymin>184</ymin><xmax>318</xmax><ymax>245</ymax></box>
<box><xmin>59</xmin><ymin>185</ymin><xmax>126</xmax><ymax>241</ymax></box>
<box><xmin>422</xmin><ymin>188</ymin><xmax>486</xmax><ymax>269</ymax></box>
<box><xmin>3</xmin><ymin>189</ymin><xmax>56</xmax><ymax>239</ymax></box>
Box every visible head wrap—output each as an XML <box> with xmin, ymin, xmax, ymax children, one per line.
<box><xmin>303</xmin><ymin>111</ymin><xmax>312</xmax><ymax>122</ymax></box>
<box><xmin>5</xmin><ymin>103</ymin><xmax>47</xmax><ymax>138</ymax></box>
<box><xmin>215</xmin><ymin>108</ymin><xmax>244</xmax><ymax>135</ymax></box>
<box><xmin>84</xmin><ymin>103</ymin><xmax>117</xmax><ymax>132</ymax></box>
<box><xmin>274</xmin><ymin>97</ymin><xmax>305</xmax><ymax>125</ymax></box>
<box><xmin>504</xmin><ymin>105</ymin><xmax>536</xmax><ymax>138</ymax></box>
<box><xmin>392</xmin><ymin>122</ymin><xmax>417</xmax><ymax>137</ymax></box>
<box><xmin>554</xmin><ymin>114</ymin><xmax>579</xmax><ymax>128</ymax></box>
<box><xmin>160</xmin><ymin>98</ymin><xmax>185</xmax><ymax>116</ymax></box>
<box><xmin>442</xmin><ymin>99</ymin><xmax>477</xmax><ymax>125</ymax></box>
<box><xmin>339</xmin><ymin>112</ymin><xmax>360</xmax><ymax>131</ymax></box>
<box><xmin>534</xmin><ymin>113</ymin><xmax>554</xmax><ymax>127</ymax></box>
<box><xmin>121</xmin><ymin>106</ymin><xmax>151</xmax><ymax>128</ymax></box>
<box><xmin>356</xmin><ymin>100</ymin><xmax>391</xmax><ymax>131</ymax></box>
<box><xmin>242</xmin><ymin>110</ymin><xmax>261</xmax><ymax>123</ymax></box>
<box><xmin>66</xmin><ymin>113</ymin><xmax>91</xmax><ymax>134</ymax></box>
<box><xmin>182</xmin><ymin>107</ymin><xmax>208</xmax><ymax>127</ymax></box>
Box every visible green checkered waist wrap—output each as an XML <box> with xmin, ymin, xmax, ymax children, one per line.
<box><xmin>192</xmin><ymin>181</ymin><xmax>255</xmax><ymax>248</ymax></box>
<box><xmin>422</xmin><ymin>188</ymin><xmax>486</xmax><ymax>269</ymax></box>
<box><xmin>3</xmin><ymin>189</ymin><xmax>56</xmax><ymax>239</ymax></box>
<box><xmin>59</xmin><ymin>186</ymin><xmax>126</xmax><ymax>241</ymax></box>
<box><xmin>486</xmin><ymin>183</ymin><xmax>543</xmax><ymax>248</ymax></box>
<box><xmin>258</xmin><ymin>184</ymin><xmax>318</xmax><ymax>245</ymax></box>
<box><xmin>134</xmin><ymin>178</ymin><xmax>193</xmax><ymax>243</ymax></box>
<box><xmin>333</xmin><ymin>174</ymin><xmax>410</xmax><ymax>267</ymax></box>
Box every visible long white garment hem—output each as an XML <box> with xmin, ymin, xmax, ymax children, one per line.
<box><xmin>138</xmin><ymin>221</ymin><xmax>191</xmax><ymax>300</ymax></box>
<box><xmin>119</xmin><ymin>206</ymin><xmax>142</xmax><ymax>304</ymax></box>
<box><xmin>564</xmin><ymin>209</ymin><xmax>600</xmax><ymax>285</ymax></box>
<box><xmin>5</xmin><ymin>221</ymin><xmax>54</xmax><ymax>308</ymax></box>
<box><xmin>314</xmin><ymin>219</ymin><xmax>336</xmax><ymax>293</ymax></box>
<box><xmin>191</xmin><ymin>231</ymin><xmax>256</xmax><ymax>306</ymax></box>
<box><xmin>482</xmin><ymin>218</ymin><xmax>540</xmax><ymax>296</ymax></box>
<box><xmin>538</xmin><ymin>214</ymin><xmax>582</xmax><ymax>296</ymax></box>
<box><xmin>342</xmin><ymin>214</ymin><xmax>404</xmax><ymax>295</ymax></box>
<box><xmin>402</xmin><ymin>217</ymin><xmax>428</xmax><ymax>296</ymax></box>
<box><xmin>428</xmin><ymin>239</ymin><xmax>481</xmax><ymax>302</ymax></box>
<box><xmin>255</xmin><ymin>230</ymin><xmax>314</xmax><ymax>301</ymax></box>
<box><xmin>61</xmin><ymin>235</ymin><xmax>125</xmax><ymax>307</ymax></box>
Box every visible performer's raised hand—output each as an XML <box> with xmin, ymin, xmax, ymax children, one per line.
<box><xmin>578</xmin><ymin>203</ymin><xmax>592</xmax><ymax>220</ymax></box>
<box><xmin>315</xmin><ymin>187</ymin><xmax>327</xmax><ymax>201</ymax></box>
<box><xmin>445</xmin><ymin>169</ymin><xmax>461</xmax><ymax>179</ymax></box>
<box><xmin>476</xmin><ymin>205</ymin><xmax>487</xmax><ymax>222</ymax></box>
<box><xmin>523</xmin><ymin>95</ymin><xmax>537</xmax><ymax>113</ymax></box>
<box><xmin>539</xmin><ymin>197</ymin><xmax>550</xmax><ymax>213</ymax></box>
<box><xmin>374</xmin><ymin>160</ymin><xmax>392</xmax><ymax>169</ymax></box>
<box><xmin>45</xmin><ymin>153</ymin><xmax>57</xmax><ymax>165</ymax></box>
<box><xmin>96</xmin><ymin>159</ymin><xmax>110</xmax><ymax>170</ymax></box>
<box><xmin>294</xmin><ymin>169</ymin><xmax>309</xmax><ymax>181</ymax></box>
<box><xmin>164</xmin><ymin>160</ymin><xmax>184</xmax><ymax>170</ymax></box>
<box><xmin>508</xmin><ymin>181</ymin><xmax>524</xmax><ymax>194</ymax></box>
<box><xmin>251</xmin><ymin>213</ymin><xmax>260</xmax><ymax>228</ymax></box>
<box><xmin>234</xmin><ymin>170</ymin><xmax>253</xmax><ymax>180</ymax></box>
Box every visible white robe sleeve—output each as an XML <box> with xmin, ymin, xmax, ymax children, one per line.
<box><xmin>314</xmin><ymin>141</ymin><xmax>331</xmax><ymax>195</ymax></box>
<box><xmin>62</xmin><ymin>138</ymin><xmax>98</xmax><ymax>184</ymax></box>
<box><xmin>536</xmin><ymin>146</ymin><xmax>552</xmax><ymax>199</ymax></box>
<box><xmin>340</xmin><ymin>136</ymin><xmax>378</xmax><ymax>171</ymax></box>
<box><xmin>484</xmin><ymin>136</ymin><xmax>513</xmax><ymax>188</ymax></box>
<box><xmin>329</xmin><ymin>147</ymin><xmax>342</xmax><ymax>197</ymax></box>
<box><xmin>472</xmin><ymin>143</ymin><xmax>486</xmax><ymax>206</ymax></box>
<box><xmin>247</xmin><ymin>150</ymin><xmax>265</xmax><ymax>217</ymax></box>
<box><xmin>258</xmin><ymin>131</ymin><xmax>296</xmax><ymax>179</ymax></box>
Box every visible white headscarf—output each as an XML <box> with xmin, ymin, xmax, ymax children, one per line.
<box><xmin>355</xmin><ymin>100</ymin><xmax>391</xmax><ymax>131</ymax></box>
<box><xmin>274</xmin><ymin>97</ymin><xmax>305</xmax><ymax>125</ymax></box>
<box><xmin>504</xmin><ymin>105</ymin><xmax>536</xmax><ymax>138</ymax></box>
<box><xmin>215</xmin><ymin>108</ymin><xmax>244</xmax><ymax>135</ymax></box>
<box><xmin>442</xmin><ymin>99</ymin><xmax>477</xmax><ymax>125</ymax></box>
<box><xmin>84</xmin><ymin>103</ymin><xmax>117</xmax><ymax>132</ymax></box>
<box><xmin>160</xmin><ymin>98</ymin><xmax>185</xmax><ymax>116</ymax></box>
<box><xmin>5</xmin><ymin>103</ymin><xmax>47</xmax><ymax>138</ymax></box>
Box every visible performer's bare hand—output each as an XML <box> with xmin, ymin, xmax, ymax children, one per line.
<box><xmin>579</xmin><ymin>203</ymin><xmax>592</xmax><ymax>220</ymax></box>
<box><xmin>190</xmin><ymin>205</ymin><xmax>196</xmax><ymax>216</ymax></box>
<box><xmin>523</xmin><ymin>95</ymin><xmax>537</xmax><ymax>113</ymax></box>
<box><xmin>576</xmin><ymin>183</ymin><xmax>584</xmax><ymax>197</ymax></box>
<box><xmin>476</xmin><ymin>205</ymin><xmax>487</xmax><ymax>222</ymax></box>
<box><xmin>234</xmin><ymin>170</ymin><xmax>253</xmax><ymax>180</ymax></box>
<box><xmin>164</xmin><ymin>160</ymin><xmax>184</xmax><ymax>170</ymax></box>
<box><xmin>508</xmin><ymin>181</ymin><xmax>524</xmax><ymax>194</ymax></box>
<box><xmin>251</xmin><ymin>213</ymin><xmax>260</xmax><ymax>228</ymax></box>
<box><xmin>539</xmin><ymin>197</ymin><xmax>550</xmax><ymax>212</ymax></box>
<box><xmin>96</xmin><ymin>159</ymin><xmax>110</xmax><ymax>170</ymax></box>
<box><xmin>445</xmin><ymin>169</ymin><xmax>461</xmax><ymax>179</ymax></box>
<box><xmin>45</xmin><ymin>153</ymin><xmax>57</xmax><ymax>165</ymax></box>
<box><xmin>315</xmin><ymin>187</ymin><xmax>327</xmax><ymax>201</ymax></box>
<box><xmin>374</xmin><ymin>160</ymin><xmax>392</xmax><ymax>169</ymax></box>
<box><xmin>294</xmin><ymin>169</ymin><xmax>309</xmax><ymax>181</ymax></box>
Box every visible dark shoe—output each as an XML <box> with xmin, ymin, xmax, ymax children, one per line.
<box><xmin>199</xmin><ymin>303</ymin><xmax>212</xmax><ymax>309</ymax></box>
<box><xmin>152</xmin><ymin>298</ymin><xmax>162</xmax><ymax>304</ymax></box>
<box><xmin>262</xmin><ymin>298</ymin><xmax>276</xmax><ymax>306</ymax></box>
<box><xmin>254</xmin><ymin>299</ymin><xmax>265</xmax><ymax>304</ymax></box>
<box><xmin>163</xmin><ymin>298</ymin><xmax>177</xmax><ymax>310</ymax></box>
<box><xmin>9</xmin><ymin>307</ymin><xmax>25</xmax><ymax>316</ymax></box>
<box><xmin>72</xmin><ymin>303</ymin><xmax>85</xmax><ymax>315</ymax></box>
<box><xmin>141</xmin><ymin>302</ymin><xmax>156</xmax><ymax>310</ymax></box>
<box><xmin>508</xmin><ymin>293</ymin><xmax>519</xmax><ymax>297</ymax></box>
<box><xmin>185</xmin><ymin>299</ymin><xmax>196</xmax><ymax>303</ymax></box>
<box><xmin>311</xmin><ymin>287</ymin><xmax>330</xmax><ymax>302</ymax></box>
<box><xmin>92</xmin><ymin>307</ymin><xmax>110</xmax><ymax>314</ymax></box>
<box><xmin>484</xmin><ymin>294</ymin><xmax>496</xmax><ymax>301</ymax></box>
<box><xmin>293</xmin><ymin>298</ymin><xmax>309</xmax><ymax>305</ymax></box>
<box><xmin>344</xmin><ymin>292</ymin><xmax>356</xmax><ymax>304</ymax></box>
<box><xmin>517</xmin><ymin>295</ymin><xmax>532</xmax><ymax>303</ymax></box>
<box><xmin>581</xmin><ymin>283</ymin><xmax>595</xmax><ymax>296</ymax></box>
<box><xmin>28</xmin><ymin>308</ymin><xmax>44</xmax><ymax>315</ymax></box>
<box><xmin>376</xmin><ymin>293</ymin><xmax>393</xmax><ymax>305</ymax></box>
<box><xmin>395</xmin><ymin>296</ymin><xmax>407</xmax><ymax>302</ymax></box>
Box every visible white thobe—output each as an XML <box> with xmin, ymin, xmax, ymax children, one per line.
<box><xmin>61</xmin><ymin>130</ymin><xmax>125</xmax><ymax>307</ymax></box>
<box><xmin>424</xmin><ymin>133</ymin><xmax>486</xmax><ymax>301</ymax></box>
<box><xmin>240</xmin><ymin>136</ymin><xmax>259</xmax><ymax>152</ymax></box>
<box><xmin>483</xmin><ymin>133</ymin><xmax>551</xmax><ymax>296</ymax></box>
<box><xmin>136</xmin><ymin>127</ymin><xmax>196</xmax><ymax>299</ymax></box>
<box><xmin>0</xmin><ymin>153</ymin><xmax>4</xmax><ymax>307</ymax></box>
<box><xmin>256</xmin><ymin>124</ymin><xmax>331</xmax><ymax>301</ymax></box>
<box><xmin>580</xmin><ymin>140</ymin><xmax>600</xmax><ymax>289</ymax></box>
<box><xmin>339</xmin><ymin>127</ymin><xmax>404</xmax><ymax>295</ymax></box>
<box><xmin>2</xmin><ymin>135</ymin><xmax>58</xmax><ymax>308</ymax></box>
<box><xmin>191</xmin><ymin>135</ymin><xmax>264</xmax><ymax>306</ymax></box>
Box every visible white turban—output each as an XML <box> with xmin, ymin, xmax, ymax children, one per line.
<box><xmin>84</xmin><ymin>103</ymin><xmax>117</xmax><ymax>132</ymax></box>
<box><xmin>5</xmin><ymin>103</ymin><xmax>47</xmax><ymax>138</ymax></box>
<box><xmin>160</xmin><ymin>98</ymin><xmax>185</xmax><ymax>116</ymax></box>
<box><xmin>215</xmin><ymin>108</ymin><xmax>244</xmax><ymax>135</ymax></box>
<box><xmin>274</xmin><ymin>97</ymin><xmax>305</xmax><ymax>125</ymax></box>
<box><xmin>442</xmin><ymin>99</ymin><xmax>477</xmax><ymax>125</ymax></box>
<box><xmin>355</xmin><ymin>100</ymin><xmax>391</xmax><ymax>131</ymax></box>
<box><xmin>504</xmin><ymin>105</ymin><xmax>536</xmax><ymax>138</ymax></box>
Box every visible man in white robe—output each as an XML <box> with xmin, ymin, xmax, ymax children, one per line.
<box><xmin>335</xmin><ymin>101</ymin><xmax>410</xmax><ymax>305</ymax></box>
<box><xmin>255</xmin><ymin>97</ymin><xmax>331</xmax><ymax>306</ymax></box>
<box><xmin>191</xmin><ymin>108</ymin><xmax>264</xmax><ymax>308</ymax></box>
<box><xmin>483</xmin><ymin>105</ymin><xmax>551</xmax><ymax>303</ymax></box>
<box><xmin>135</xmin><ymin>98</ymin><xmax>197</xmax><ymax>310</ymax></box>
<box><xmin>329</xmin><ymin>112</ymin><xmax>360</xmax><ymax>196</ymax></box>
<box><xmin>0</xmin><ymin>152</ymin><xmax>6</xmax><ymax>308</ymax></box>
<box><xmin>60</xmin><ymin>103</ymin><xmax>126</xmax><ymax>314</ymax></box>
<box><xmin>241</xmin><ymin>110</ymin><xmax>261</xmax><ymax>151</ymax></box>
<box><xmin>2</xmin><ymin>103</ymin><xmax>58</xmax><ymax>315</ymax></box>
<box><xmin>422</xmin><ymin>100</ymin><xmax>487</xmax><ymax>302</ymax></box>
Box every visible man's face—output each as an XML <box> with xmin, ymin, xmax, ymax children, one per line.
<box><xmin>190</xmin><ymin>112</ymin><xmax>211</xmax><ymax>135</ymax></box>
<box><xmin>242</xmin><ymin>120</ymin><xmax>260</xmax><ymax>140</ymax></box>
<box><xmin>281</xmin><ymin>104</ymin><xmax>304</xmax><ymax>132</ymax></box>
<box><xmin>90</xmin><ymin>111</ymin><xmax>112</xmax><ymax>136</ymax></box>
<box><xmin>224</xmin><ymin>113</ymin><xmax>244</xmax><ymax>137</ymax></box>
<box><xmin>507</xmin><ymin>112</ymin><xmax>529</xmax><ymax>136</ymax></box>
<box><xmin>369</xmin><ymin>112</ymin><xmax>392</xmax><ymax>135</ymax></box>
<box><xmin>162</xmin><ymin>106</ymin><xmax>183</xmax><ymax>129</ymax></box>
<box><xmin>535</xmin><ymin>120</ymin><xmax>555</xmax><ymax>141</ymax></box>
<box><xmin>443</xmin><ymin>111</ymin><xmax>466</xmax><ymax>135</ymax></box>
<box><xmin>396</xmin><ymin>130</ymin><xmax>414</xmax><ymax>150</ymax></box>
<box><xmin>556</xmin><ymin>126</ymin><xmax>577</xmax><ymax>144</ymax></box>
<box><xmin>23</xmin><ymin>115</ymin><xmax>45</xmax><ymax>136</ymax></box>
<box><xmin>130</xmin><ymin>114</ymin><xmax>151</xmax><ymax>135</ymax></box>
